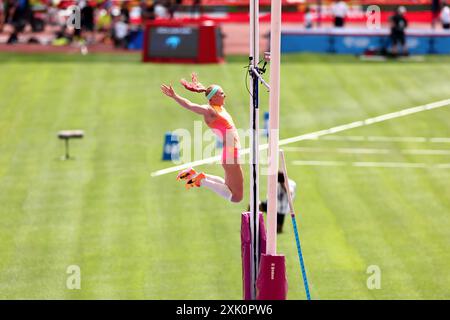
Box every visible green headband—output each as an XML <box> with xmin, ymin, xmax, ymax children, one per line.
<box><xmin>206</xmin><ymin>86</ymin><xmax>220</xmax><ymax>100</ymax></box>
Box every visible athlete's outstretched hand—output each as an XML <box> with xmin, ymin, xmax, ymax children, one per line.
<box><xmin>161</xmin><ymin>84</ymin><xmax>176</xmax><ymax>98</ymax></box>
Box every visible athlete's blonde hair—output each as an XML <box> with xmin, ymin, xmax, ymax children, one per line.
<box><xmin>180</xmin><ymin>73</ymin><xmax>217</xmax><ymax>99</ymax></box>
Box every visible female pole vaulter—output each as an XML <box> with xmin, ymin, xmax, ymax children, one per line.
<box><xmin>160</xmin><ymin>73</ymin><xmax>244</xmax><ymax>203</ymax></box>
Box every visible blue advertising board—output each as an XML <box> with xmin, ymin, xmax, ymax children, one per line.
<box><xmin>280</xmin><ymin>28</ymin><xmax>450</xmax><ymax>55</ymax></box>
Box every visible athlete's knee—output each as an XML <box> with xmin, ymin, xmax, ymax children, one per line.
<box><xmin>230</xmin><ymin>192</ymin><xmax>243</xmax><ymax>203</ymax></box>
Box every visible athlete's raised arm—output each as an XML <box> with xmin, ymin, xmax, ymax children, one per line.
<box><xmin>160</xmin><ymin>84</ymin><xmax>209</xmax><ymax>115</ymax></box>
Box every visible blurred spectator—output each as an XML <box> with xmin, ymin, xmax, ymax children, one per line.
<box><xmin>441</xmin><ymin>4</ymin><xmax>450</xmax><ymax>29</ymax></box>
<box><xmin>52</xmin><ymin>25</ymin><xmax>72</xmax><ymax>46</ymax></box>
<box><xmin>171</xmin><ymin>0</ymin><xmax>182</xmax><ymax>19</ymax></box>
<box><xmin>112</xmin><ymin>14</ymin><xmax>128</xmax><ymax>49</ymax></box>
<box><xmin>80</xmin><ymin>1</ymin><xmax>94</xmax><ymax>32</ymax></box>
<box><xmin>191</xmin><ymin>0</ymin><xmax>201</xmax><ymax>19</ymax></box>
<box><xmin>390</xmin><ymin>6</ymin><xmax>408</xmax><ymax>56</ymax></box>
<box><xmin>120</xmin><ymin>1</ymin><xmax>130</xmax><ymax>23</ymax></box>
<box><xmin>0</xmin><ymin>0</ymin><xmax>4</xmax><ymax>32</ymax></box>
<box><xmin>4</xmin><ymin>0</ymin><xmax>12</xmax><ymax>23</ymax></box>
<box><xmin>154</xmin><ymin>1</ymin><xmax>169</xmax><ymax>19</ymax></box>
<box><xmin>73</xmin><ymin>0</ymin><xmax>95</xmax><ymax>44</ymax></box>
<box><xmin>140</xmin><ymin>0</ymin><xmax>155</xmax><ymax>21</ymax></box>
<box><xmin>304</xmin><ymin>6</ymin><xmax>313</xmax><ymax>29</ymax></box>
<box><xmin>432</xmin><ymin>0</ymin><xmax>441</xmax><ymax>29</ymax></box>
<box><xmin>1</xmin><ymin>0</ymin><xmax>170</xmax><ymax>48</ymax></box>
<box><xmin>331</xmin><ymin>0</ymin><xmax>348</xmax><ymax>28</ymax></box>
<box><xmin>46</xmin><ymin>2</ymin><xmax>59</xmax><ymax>26</ymax></box>
<box><xmin>168</xmin><ymin>0</ymin><xmax>180</xmax><ymax>19</ymax></box>
<box><xmin>7</xmin><ymin>0</ymin><xmax>32</xmax><ymax>44</ymax></box>
<box><xmin>97</xmin><ymin>7</ymin><xmax>112</xmax><ymax>32</ymax></box>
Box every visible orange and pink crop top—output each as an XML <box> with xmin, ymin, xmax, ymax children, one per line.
<box><xmin>206</xmin><ymin>105</ymin><xmax>241</xmax><ymax>148</ymax></box>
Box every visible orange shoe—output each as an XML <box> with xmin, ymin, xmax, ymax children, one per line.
<box><xmin>176</xmin><ymin>167</ymin><xmax>197</xmax><ymax>181</ymax></box>
<box><xmin>185</xmin><ymin>172</ymin><xmax>206</xmax><ymax>189</ymax></box>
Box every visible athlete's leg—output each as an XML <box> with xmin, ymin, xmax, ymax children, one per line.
<box><xmin>221</xmin><ymin>145</ymin><xmax>243</xmax><ymax>203</ymax></box>
<box><xmin>184</xmin><ymin>172</ymin><xmax>232</xmax><ymax>200</ymax></box>
<box><xmin>200</xmin><ymin>175</ymin><xmax>233</xmax><ymax>201</ymax></box>
<box><xmin>183</xmin><ymin>169</ymin><xmax>242</xmax><ymax>203</ymax></box>
<box><xmin>222</xmin><ymin>163</ymin><xmax>244</xmax><ymax>203</ymax></box>
<box><xmin>204</xmin><ymin>174</ymin><xmax>226</xmax><ymax>184</ymax></box>
<box><xmin>181</xmin><ymin>147</ymin><xmax>243</xmax><ymax>202</ymax></box>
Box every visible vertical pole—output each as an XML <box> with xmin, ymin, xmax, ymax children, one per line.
<box><xmin>249</xmin><ymin>0</ymin><xmax>260</xmax><ymax>300</ymax></box>
<box><xmin>266</xmin><ymin>0</ymin><xmax>282</xmax><ymax>256</ymax></box>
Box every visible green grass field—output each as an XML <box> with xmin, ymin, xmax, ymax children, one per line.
<box><xmin>0</xmin><ymin>52</ymin><xmax>449</xmax><ymax>299</ymax></box>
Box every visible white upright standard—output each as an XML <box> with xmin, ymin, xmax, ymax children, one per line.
<box><xmin>256</xmin><ymin>0</ymin><xmax>288</xmax><ymax>300</ymax></box>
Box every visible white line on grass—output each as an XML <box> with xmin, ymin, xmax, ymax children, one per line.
<box><xmin>284</xmin><ymin>147</ymin><xmax>391</xmax><ymax>154</ymax></box>
<box><xmin>151</xmin><ymin>98</ymin><xmax>450</xmax><ymax>177</ymax></box>
<box><xmin>292</xmin><ymin>160</ymin><xmax>347</xmax><ymax>166</ymax></box>
<box><xmin>292</xmin><ymin>160</ymin><xmax>450</xmax><ymax>169</ymax></box>
<box><xmin>321</xmin><ymin>135</ymin><xmax>450</xmax><ymax>143</ymax></box>
<box><xmin>283</xmin><ymin>146</ymin><xmax>450</xmax><ymax>155</ymax></box>
<box><xmin>352</xmin><ymin>162</ymin><xmax>428</xmax><ymax>168</ymax></box>
<box><xmin>429</xmin><ymin>138</ymin><xmax>450</xmax><ymax>143</ymax></box>
<box><xmin>435</xmin><ymin>163</ymin><xmax>450</xmax><ymax>168</ymax></box>
<box><xmin>402</xmin><ymin>149</ymin><xmax>450</xmax><ymax>155</ymax></box>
